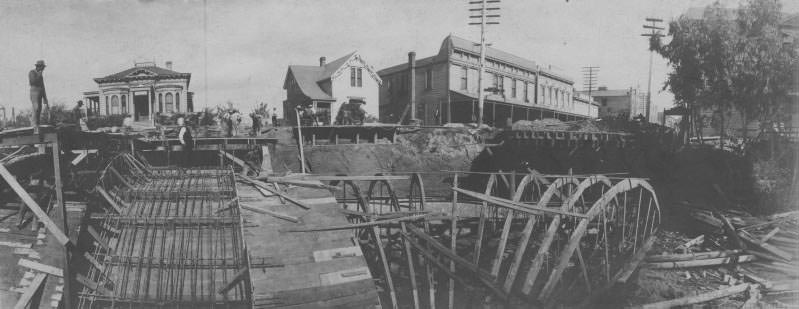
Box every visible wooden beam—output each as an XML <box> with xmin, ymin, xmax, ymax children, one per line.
<box><xmin>18</xmin><ymin>258</ymin><xmax>63</xmax><ymax>277</ymax></box>
<box><xmin>218</xmin><ymin>267</ymin><xmax>249</xmax><ymax>295</ymax></box>
<box><xmin>503</xmin><ymin>216</ymin><xmax>537</xmax><ymax>292</ymax></box>
<box><xmin>0</xmin><ymin>163</ymin><xmax>71</xmax><ymax>247</ymax></box>
<box><xmin>405</xmin><ymin>225</ymin><xmax>494</xmax><ymax>281</ymax></box>
<box><xmin>86</xmin><ymin>226</ymin><xmax>111</xmax><ymax>252</ymax></box>
<box><xmin>95</xmin><ymin>186</ymin><xmax>123</xmax><ymax>213</ymax></box>
<box><xmin>400</xmin><ymin>222</ymin><xmax>420</xmax><ymax>309</ymax></box>
<box><xmin>13</xmin><ymin>273</ymin><xmax>47</xmax><ymax>309</ymax></box>
<box><xmin>107</xmin><ymin>166</ymin><xmax>133</xmax><ymax>189</ymax></box>
<box><xmin>637</xmin><ymin>284</ymin><xmax>751</xmax><ymax>309</ymax></box>
<box><xmin>238</xmin><ymin>175</ymin><xmax>309</xmax><ymax>209</ymax></box>
<box><xmin>643</xmin><ymin>254</ymin><xmax>755</xmax><ymax>269</ymax></box>
<box><xmin>452</xmin><ymin>187</ymin><xmax>589</xmax><ymax>218</ymax></box>
<box><xmin>300</xmin><ymin>175</ymin><xmax>409</xmax><ymax>181</ymax></box>
<box><xmin>240</xmin><ymin>204</ymin><xmax>300</xmax><ymax>223</ymax></box>
<box><xmin>282</xmin><ymin>213</ymin><xmax>434</xmax><ymax>232</ymax></box>
<box><xmin>645</xmin><ymin>250</ymin><xmax>742</xmax><ymax>263</ymax></box>
<box><xmin>738</xmin><ymin>231</ymin><xmax>792</xmax><ymax>261</ymax></box>
<box><xmin>75</xmin><ymin>274</ymin><xmax>113</xmax><ymax>296</ymax></box>
<box><xmin>615</xmin><ymin>236</ymin><xmax>657</xmax><ymax>283</ymax></box>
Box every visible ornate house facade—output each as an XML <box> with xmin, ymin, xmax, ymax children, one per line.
<box><xmin>83</xmin><ymin>61</ymin><xmax>193</xmax><ymax>123</ymax></box>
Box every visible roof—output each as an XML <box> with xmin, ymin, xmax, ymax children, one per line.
<box><xmin>577</xmin><ymin>89</ymin><xmax>633</xmax><ymax>97</ymax></box>
<box><xmin>94</xmin><ymin>64</ymin><xmax>191</xmax><ymax>83</ymax></box>
<box><xmin>378</xmin><ymin>35</ymin><xmax>572</xmax><ymax>84</ymax></box>
<box><xmin>377</xmin><ymin>54</ymin><xmax>441</xmax><ymax>76</ymax></box>
<box><xmin>447</xmin><ymin>34</ymin><xmax>538</xmax><ymax>72</ymax></box>
<box><xmin>285</xmin><ymin>52</ymin><xmax>363</xmax><ymax>101</ymax></box>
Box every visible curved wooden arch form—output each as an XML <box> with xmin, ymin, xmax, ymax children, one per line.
<box><xmin>510</xmin><ymin>170</ymin><xmax>552</xmax><ymax>204</ymax></box>
<box><xmin>472</xmin><ymin>174</ymin><xmax>497</xmax><ymax>265</ymax></box>
<box><xmin>366</xmin><ymin>174</ymin><xmax>401</xmax><ymax>215</ymax></box>
<box><xmin>407</xmin><ymin>173</ymin><xmax>426</xmax><ymax>212</ymax></box>
<box><xmin>561</xmin><ymin>175</ymin><xmax>613</xmax><ymax>212</ymax></box>
<box><xmin>538</xmin><ymin>178</ymin><xmax>661</xmax><ymax>301</ymax></box>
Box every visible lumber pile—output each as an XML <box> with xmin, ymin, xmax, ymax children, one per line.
<box><xmin>639</xmin><ymin>209</ymin><xmax>799</xmax><ymax>308</ymax></box>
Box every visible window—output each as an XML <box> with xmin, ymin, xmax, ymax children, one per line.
<box><xmin>105</xmin><ymin>96</ymin><xmax>109</xmax><ymax>115</ymax></box>
<box><xmin>460</xmin><ymin>66</ymin><xmax>468</xmax><ymax>90</ymax></box>
<box><xmin>425</xmin><ymin>68</ymin><xmax>433</xmax><ymax>90</ymax></box>
<box><xmin>176</xmin><ymin>93</ymin><xmax>180</xmax><ymax>112</ymax></box>
<box><xmin>357</xmin><ymin>68</ymin><xmax>363</xmax><ymax>87</ymax></box>
<box><xmin>111</xmin><ymin>95</ymin><xmax>119</xmax><ymax>114</ymax></box>
<box><xmin>165</xmin><ymin>93</ymin><xmax>174</xmax><ymax>113</ymax></box>
<box><xmin>548</xmin><ymin>88</ymin><xmax>553</xmax><ymax>105</ymax></box>
<box><xmin>351</xmin><ymin>68</ymin><xmax>356</xmax><ymax>87</ymax></box>
<box><xmin>492</xmin><ymin>74</ymin><xmax>499</xmax><ymax>88</ymax></box>
<box><xmin>511</xmin><ymin>79</ymin><xmax>517</xmax><ymax>98</ymax></box>
<box><xmin>121</xmin><ymin>95</ymin><xmax>127</xmax><ymax>114</ymax></box>
<box><xmin>524</xmin><ymin>82</ymin><xmax>529</xmax><ymax>102</ymax></box>
<box><xmin>159</xmin><ymin>93</ymin><xmax>163</xmax><ymax>112</ymax></box>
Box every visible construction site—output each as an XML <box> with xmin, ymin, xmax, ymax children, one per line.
<box><xmin>0</xmin><ymin>118</ymin><xmax>796</xmax><ymax>309</ymax></box>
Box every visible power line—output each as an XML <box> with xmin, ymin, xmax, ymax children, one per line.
<box><xmin>581</xmin><ymin>66</ymin><xmax>599</xmax><ymax>97</ymax></box>
<box><xmin>641</xmin><ymin>17</ymin><xmax>664</xmax><ymax>123</ymax></box>
<box><xmin>467</xmin><ymin>0</ymin><xmax>501</xmax><ymax>126</ymax></box>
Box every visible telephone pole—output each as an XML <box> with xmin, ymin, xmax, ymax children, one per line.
<box><xmin>468</xmin><ymin>0</ymin><xmax>500</xmax><ymax>126</ymax></box>
<box><xmin>581</xmin><ymin>66</ymin><xmax>599</xmax><ymax>97</ymax></box>
<box><xmin>642</xmin><ymin>18</ymin><xmax>664</xmax><ymax>123</ymax></box>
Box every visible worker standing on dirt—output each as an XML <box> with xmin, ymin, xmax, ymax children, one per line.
<box><xmin>29</xmin><ymin>60</ymin><xmax>49</xmax><ymax>134</ymax></box>
<box><xmin>177</xmin><ymin>117</ymin><xmax>193</xmax><ymax>168</ymax></box>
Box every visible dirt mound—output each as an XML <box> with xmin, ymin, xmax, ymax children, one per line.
<box><xmin>511</xmin><ymin>118</ymin><xmax>610</xmax><ymax>133</ymax></box>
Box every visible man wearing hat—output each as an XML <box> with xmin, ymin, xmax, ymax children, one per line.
<box><xmin>29</xmin><ymin>60</ymin><xmax>49</xmax><ymax>134</ymax></box>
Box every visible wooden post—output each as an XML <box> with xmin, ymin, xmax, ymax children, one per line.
<box><xmin>401</xmin><ymin>222</ymin><xmax>420</xmax><ymax>309</ymax></box>
<box><xmin>423</xmin><ymin>219</ymin><xmax>436</xmax><ymax>309</ymax></box>
<box><xmin>448</xmin><ymin>175</ymin><xmax>458</xmax><ymax>309</ymax></box>
<box><xmin>372</xmin><ymin>223</ymin><xmax>398</xmax><ymax>308</ymax></box>
<box><xmin>52</xmin><ymin>140</ymin><xmax>73</xmax><ymax>309</ymax></box>
<box><xmin>295</xmin><ymin>114</ymin><xmax>307</xmax><ymax>174</ymax></box>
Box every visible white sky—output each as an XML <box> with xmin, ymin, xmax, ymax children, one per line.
<box><xmin>1</xmin><ymin>0</ymin><xmax>796</xmax><ymax>116</ymax></box>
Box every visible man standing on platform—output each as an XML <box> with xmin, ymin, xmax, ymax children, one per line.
<box><xmin>29</xmin><ymin>60</ymin><xmax>48</xmax><ymax>134</ymax></box>
<box><xmin>177</xmin><ymin>117</ymin><xmax>194</xmax><ymax>168</ymax></box>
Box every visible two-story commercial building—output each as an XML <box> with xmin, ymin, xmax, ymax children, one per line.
<box><xmin>578</xmin><ymin>87</ymin><xmax>644</xmax><ymax>120</ymax></box>
<box><xmin>282</xmin><ymin>51</ymin><xmax>381</xmax><ymax>125</ymax></box>
<box><xmin>83</xmin><ymin>61</ymin><xmax>193</xmax><ymax>123</ymax></box>
<box><xmin>377</xmin><ymin>34</ymin><xmax>597</xmax><ymax>126</ymax></box>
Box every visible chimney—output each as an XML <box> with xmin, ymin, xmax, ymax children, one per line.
<box><xmin>408</xmin><ymin>51</ymin><xmax>417</xmax><ymax>122</ymax></box>
<box><xmin>165</xmin><ymin>61</ymin><xmax>173</xmax><ymax>70</ymax></box>
<box><xmin>319</xmin><ymin>57</ymin><xmax>326</xmax><ymax>67</ymax></box>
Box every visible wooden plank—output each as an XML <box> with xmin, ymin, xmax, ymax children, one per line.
<box><xmin>218</xmin><ymin>267</ymin><xmax>249</xmax><ymax>295</ymax></box>
<box><xmin>490</xmin><ymin>206</ymin><xmax>514</xmax><ymax>278</ymax></box>
<box><xmin>107</xmin><ymin>166</ymin><xmax>133</xmax><ymax>189</ymax></box>
<box><xmin>448</xmin><ymin>175</ymin><xmax>458</xmax><ymax>309</ymax></box>
<box><xmin>75</xmin><ymin>274</ymin><xmax>113</xmax><ymax>297</ymax></box>
<box><xmin>0</xmin><ymin>163</ymin><xmax>71</xmax><ymax>247</ymax></box>
<box><xmin>401</xmin><ymin>222</ymin><xmax>420</xmax><ymax>309</ymax></box>
<box><xmin>240</xmin><ymin>203</ymin><xmax>300</xmax><ymax>223</ymax></box>
<box><xmin>615</xmin><ymin>236</ymin><xmax>657</xmax><ymax>283</ymax></box>
<box><xmin>94</xmin><ymin>186</ymin><xmax>123</xmax><ymax>213</ymax></box>
<box><xmin>643</xmin><ymin>254</ymin><xmax>755</xmax><ymax>269</ymax></box>
<box><xmin>405</xmin><ymin>225</ymin><xmax>494</xmax><ymax>281</ymax></box>
<box><xmin>452</xmin><ymin>187</ymin><xmax>588</xmax><ymax>218</ymax></box>
<box><xmin>86</xmin><ymin>226</ymin><xmax>111</xmax><ymax>252</ymax></box>
<box><xmin>312</xmin><ymin>246</ymin><xmax>363</xmax><ymax>262</ymax></box>
<box><xmin>503</xmin><ymin>216</ymin><xmax>537</xmax><ymax>293</ymax></box>
<box><xmin>18</xmin><ymin>258</ymin><xmax>63</xmax><ymax>277</ymax></box>
<box><xmin>636</xmin><ymin>284</ymin><xmax>751</xmax><ymax>309</ymax></box>
<box><xmin>645</xmin><ymin>250</ymin><xmax>742</xmax><ymax>263</ymax></box>
<box><xmin>372</xmin><ymin>223</ymin><xmax>398</xmax><ymax>309</ymax></box>
<box><xmin>282</xmin><ymin>213</ymin><xmax>434</xmax><ymax>232</ymax></box>
<box><xmin>738</xmin><ymin>231</ymin><xmax>792</xmax><ymax>261</ymax></box>
<box><xmin>13</xmin><ymin>273</ymin><xmax>47</xmax><ymax>309</ymax></box>
<box><xmin>238</xmin><ymin>175</ymin><xmax>310</xmax><ymax>209</ymax></box>
<box><xmin>300</xmin><ymin>175</ymin><xmax>409</xmax><ymax>181</ymax></box>
<box><xmin>760</xmin><ymin>227</ymin><xmax>780</xmax><ymax>243</ymax></box>
<box><xmin>319</xmin><ymin>267</ymin><xmax>372</xmax><ymax>286</ymax></box>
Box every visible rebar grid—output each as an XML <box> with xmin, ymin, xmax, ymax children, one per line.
<box><xmin>79</xmin><ymin>156</ymin><xmax>250</xmax><ymax>309</ymax></box>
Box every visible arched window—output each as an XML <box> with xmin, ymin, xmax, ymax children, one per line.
<box><xmin>121</xmin><ymin>95</ymin><xmax>127</xmax><ymax>114</ymax></box>
<box><xmin>175</xmin><ymin>93</ymin><xmax>180</xmax><ymax>112</ymax></box>
<box><xmin>111</xmin><ymin>95</ymin><xmax>119</xmax><ymax>114</ymax></box>
<box><xmin>159</xmin><ymin>93</ymin><xmax>163</xmax><ymax>113</ymax></box>
<box><xmin>165</xmin><ymin>93</ymin><xmax>174</xmax><ymax>113</ymax></box>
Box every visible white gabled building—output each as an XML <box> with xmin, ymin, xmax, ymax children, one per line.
<box><xmin>282</xmin><ymin>51</ymin><xmax>381</xmax><ymax>125</ymax></box>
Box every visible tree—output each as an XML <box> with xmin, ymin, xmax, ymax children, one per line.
<box><xmin>653</xmin><ymin>0</ymin><xmax>796</xmax><ymax>145</ymax></box>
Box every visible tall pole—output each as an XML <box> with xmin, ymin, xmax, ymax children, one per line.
<box><xmin>469</xmin><ymin>0</ymin><xmax>500</xmax><ymax>126</ymax></box>
<box><xmin>642</xmin><ymin>18</ymin><xmax>664</xmax><ymax>123</ymax></box>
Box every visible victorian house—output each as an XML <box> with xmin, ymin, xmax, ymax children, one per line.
<box><xmin>83</xmin><ymin>61</ymin><xmax>193</xmax><ymax>123</ymax></box>
<box><xmin>282</xmin><ymin>51</ymin><xmax>382</xmax><ymax>125</ymax></box>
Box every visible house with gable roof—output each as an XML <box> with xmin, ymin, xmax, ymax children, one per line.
<box><xmin>282</xmin><ymin>51</ymin><xmax>382</xmax><ymax>125</ymax></box>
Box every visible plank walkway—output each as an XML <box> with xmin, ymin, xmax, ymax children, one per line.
<box><xmin>238</xmin><ymin>182</ymin><xmax>380</xmax><ymax>308</ymax></box>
